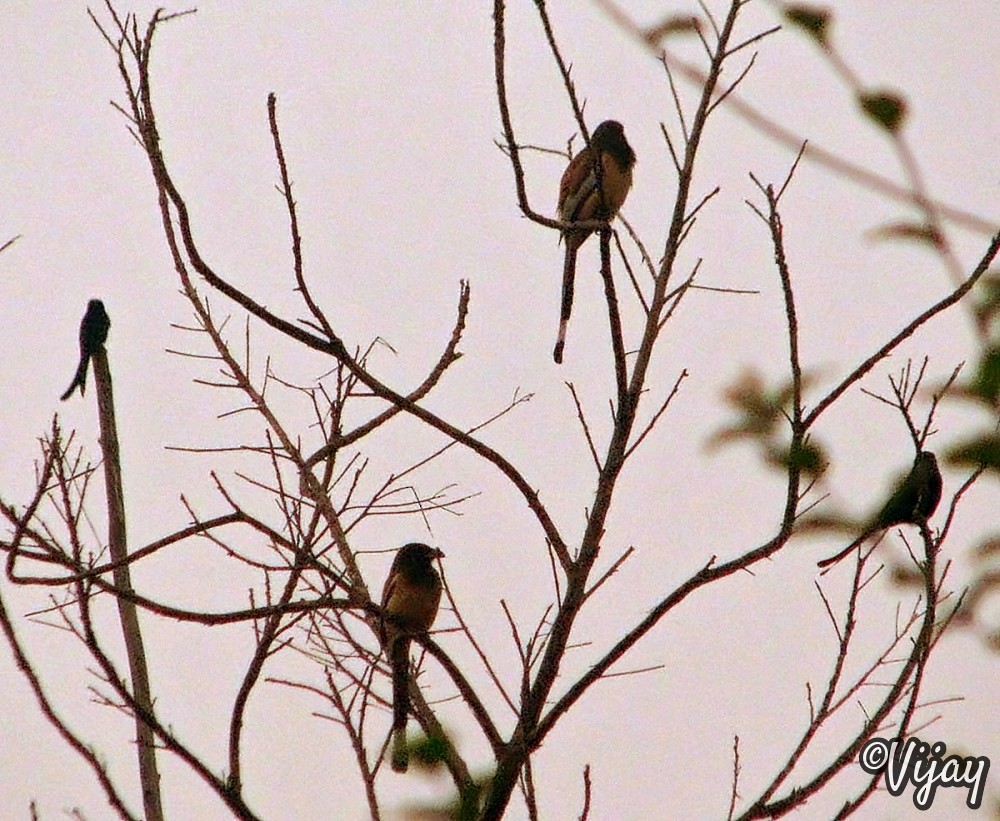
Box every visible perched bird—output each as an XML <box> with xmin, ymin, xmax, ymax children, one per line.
<box><xmin>380</xmin><ymin>542</ymin><xmax>445</xmax><ymax>772</ymax></box>
<box><xmin>61</xmin><ymin>299</ymin><xmax>111</xmax><ymax>401</ymax></box>
<box><xmin>818</xmin><ymin>451</ymin><xmax>942</xmax><ymax>569</ymax></box>
<box><xmin>554</xmin><ymin>119</ymin><xmax>636</xmax><ymax>364</ymax></box>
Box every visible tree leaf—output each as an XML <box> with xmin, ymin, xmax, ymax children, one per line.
<box><xmin>859</xmin><ymin>90</ymin><xmax>908</xmax><ymax>132</ymax></box>
<box><xmin>947</xmin><ymin>435</ymin><xmax>1000</xmax><ymax>471</ymax></box>
<box><xmin>783</xmin><ymin>4</ymin><xmax>832</xmax><ymax>47</ymax></box>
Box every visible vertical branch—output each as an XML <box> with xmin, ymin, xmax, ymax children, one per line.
<box><xmin>227</xmin><ymin>565</ymin><xmax>306</xmax><ymax>794</ymax></box>
<box><xmin>626</xmin><ymin>0</ymin><xmax>747</xmax><ymax>416</ymax></box>
<box><xmin>267</xmin><ymin>93</ymin><xmax>335</xmax><ymax>342</ymax></box>
<box><xmin>765</xmin><ymin>189</ymin><xmax>803</xmax><ymax>431</ymax></box>
<box><xmin>74</xmin><ymin>569</ymin><xmax>265</xmax><ymax>820</ymax></box>
<box><xmin>599</xmin><ymin>229</ymin><xmax>628</xmax><ymax>412</ymax></box>
<box><xmin>484</xmin><ymin>3</ymin><xmax>751</xmax><ymax>819</ymax></box>
<box><xmin>93</xmin><ymin>348</ymin><xmax>164</xmax><ymax>821</ymax></box>
<box><xmin>492</xmin><ymin>0</ymin><xmax>530</xmax><ymax>213</ymax></box>
<box><xmin>762</xmin><ymin>179</ymin><xmax>808</xmax><ymax>519</ymax></box>
<box><xmin>531</xmin><ymin>0</ymin><xmax>588</xmax><ymax>139</ymax></box>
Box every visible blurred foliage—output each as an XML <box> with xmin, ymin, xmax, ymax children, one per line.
<box><xmin>953</xmin><ymin>346</ymin><xmax>1000</xmax><ymax>406</ymax></box>
<box><xmin>974</xmin><ymin>272</ymin><xmax>1000</xmax><ymax>333</ymax></box>
<box><xmin>949</xmin><ymin>435</ymin><xmax>1000</xmax><ymax>472</ymax></box>
<box><xmin>409</xmin><ymin>732</ymin><xmax>452</xmax><ymax>771</ymax></box>
<box><xmin>783</xmin><ymin>4</ymin><xmax>909</xmax><ymax>135</ymax></box>
<box><xmin>858</xmin><ymin>90</ymin><xmax>908</xmax><ymax>133</ymax></box>
<box><xmin>782</xmin><ymin>3</ymin><xmax>831</xmax><ymax>48</ymax></box>
<box><xmin>712</xmin><ymin>371</ymin><xmax>796</xmax><ymax>441</ymax></box>
<box><xmin>945</xmin><ymin>536</ymin><xmax>1000</xmax><ymax>654</ymax></box>
<box><xmin>945</xmin><ymin>270</ymin><xmax>1000</xmax><ymax>476</ymax></box>
<box><xmin>709</xmin><ymin>370</ymin><xmax>825</xmax><ymax>476</ymax></box>
<box><xmin>867</xmin><ymin>221</ymin><xmax>942</xmax><ymax>247</ymax></box>
<box><xmin>399</xmin><ymin>730</ymin><xmax>493</xmax><ymax>821</ymax></box>
<box><xmin>642</xmin><ymin>13</ymin><xmax>701</xmax><ymax>45</ymax></box>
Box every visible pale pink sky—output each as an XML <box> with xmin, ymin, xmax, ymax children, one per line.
<box><xmin>1</xmin><ymin>3</ymin><xmax>997</xmax><ymax>819</ymax></box>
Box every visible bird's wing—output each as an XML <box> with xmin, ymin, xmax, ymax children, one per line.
<box><xmin>558</xmin><ymin>147</ymin><xmax>596</xmax><ymax>222</ymax></box>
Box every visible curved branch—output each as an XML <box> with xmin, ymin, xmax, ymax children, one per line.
<box><xmin>0</xmin><ymin>587</ymin><xmax>138</xmax><ymax>820</ymax></box>
<box><xmin>305</xmin><ymin>280</ymin><xmax>471</xmax><ymax>464</ymax></box>
<box><xmin>123</xmin><ymin>14</ymin><xmax>569</xmax><ymax>571</ymax></box>
<box><xmin>804</xmin><ymin>229</ymin><xmax>1000</xmax><ymax>430</ymax></box>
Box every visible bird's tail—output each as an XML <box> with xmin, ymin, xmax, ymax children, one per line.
<box><xmin>60</xmin><ymin>357</ymin><xmax>90</xmax><ymax>402</ymax></box>
<box><xmin>817</xmin><ymin>533</ymin><xmax>867</xmax><ymax>570</ymax></box>
<box><xmin>553</xmin><ymin>241</ymin><xmax>578</xmax><ymax>364</ymax></box>
<box><xmin>390</xmin><ymin>638</ymin><xmax>411</xmax><ymax>772</ymax></box>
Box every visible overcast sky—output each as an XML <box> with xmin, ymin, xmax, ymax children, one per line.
<box><xmin>1</xmin><ymin>2</ymin><xmax>997</xmax><ymax>819</ymax></box>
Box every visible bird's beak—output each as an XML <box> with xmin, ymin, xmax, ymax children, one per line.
<box><xmin>433</xmin><ymin>548</ymin><xmax>445</xmax><ymax>560</ymax></box>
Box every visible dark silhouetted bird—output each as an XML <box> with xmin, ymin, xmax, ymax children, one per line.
<box><xmin>818</xmin><ymin>450</ymin><xmax>942</xmax><ymax>569</ymax></box>
<box><xmin>61</xmin><ymin>299</ymin><xmax>110</xmax><ymax>401</ymax></box>
<box><xmin>554</xmin><ymin>120</ymin><xmax>635</xmax><ymax>364</ymax></box>
<box><xmin>380</xmin><ymin>542</ymin><xmax>444</xmax><ymax>772</ymax></box>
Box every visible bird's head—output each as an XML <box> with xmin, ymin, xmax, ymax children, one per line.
<box><xmin>590</xmin><ymin>119</ymin><xmax>635</xmax><ymax>168</ymax></box>
<box><xmin>396</xmin><ymin>543</ymin><xmax>445</xmax><ymax>566</ymax></box>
